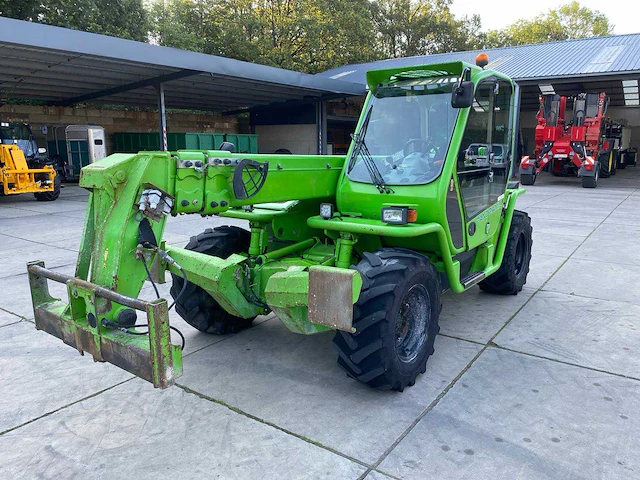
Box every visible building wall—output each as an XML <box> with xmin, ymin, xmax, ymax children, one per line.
<box><xmin>0</xmin><ymin>104</ymin><xmax>246</xmax><ymax>153</ymax></box>
<box><xmin>254</xmin><ymin>124</ymin><xmax>317</xmax><ymax>154</ymax></box>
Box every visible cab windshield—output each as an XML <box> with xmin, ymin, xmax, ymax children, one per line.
<box><xmin>347</xmin><ymin>76</ymin><xmax>459</xmax><ymax>186</ymax></box>
<box><xmin>0</xmin><ymin>124</ymin><xmax>36</xmax><ymax>157</ymax></box>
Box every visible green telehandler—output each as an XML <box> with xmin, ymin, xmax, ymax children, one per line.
<box><xmin>27</xmin><ymin>57</ymin><xmax>532</xmax><ymax>392</ymax></box>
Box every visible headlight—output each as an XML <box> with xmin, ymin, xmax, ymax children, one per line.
<box><xmin>381</xmin><ymin>207</ymin><xmax>408</xmax><ymax>225</ymax></box>
<box><xmin>320</xmin><ymin>203</ymin><xmax>334</xmax><ymax>219</ymax></box>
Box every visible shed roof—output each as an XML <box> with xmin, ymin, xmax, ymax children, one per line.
<box><xmin>320</xmin><ymin>34</ymin><xmax>640</xmax><ymax>85</ymax></box>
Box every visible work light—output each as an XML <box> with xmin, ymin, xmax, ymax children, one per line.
<box><xmin>320</xmin><ymin>203</ymin><xmax>334</xmax><ymax>219</ymax></box>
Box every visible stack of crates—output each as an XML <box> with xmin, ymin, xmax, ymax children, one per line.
<box><xmin>113</xmin><ymin>132</ymin><xmax>258</xmax><ymax>154</ymax></box>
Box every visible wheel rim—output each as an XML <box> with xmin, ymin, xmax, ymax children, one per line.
<box><xmin>514</xmin><ymin>232</ymin><xmax>527</xmax><ymax>276</ymax></box>
<box><xmin>395</xmin><ymin>284</ymin><xmax>430</xmax><ymax>363</ymax></box>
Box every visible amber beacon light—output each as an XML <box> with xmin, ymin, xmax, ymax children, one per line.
<box><xmin>475</xmin><ymin>53</ymin><xmax>489</xmax><ymax>68</ymax></box>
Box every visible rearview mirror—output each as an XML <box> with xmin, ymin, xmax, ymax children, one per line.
<box><xmin>451</xmin><ymin>81</ymin><xmax>474</xmax><ymax>108</ymax></box>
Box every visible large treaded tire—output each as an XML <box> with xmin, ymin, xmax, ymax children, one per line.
<box><xmin>520</xmin><ymin>173</ymin><xmax>536</xmax><ymax>186</ymax></box>
<box><xmin>332</xmin><ymin>249</ymin><xmax>441</xmax><ymax>391</ymax></box>
<box><xmin>479</xmin><ymin>211</ymin><xmax>532</xmax><ymax>295</ymax></box>
<box><xmin>34</xmin><ymin>174</ymin><xmax>60</xmax><ymax>202</ymax></box>
<box><xmin>582</xmin><ymin>165</ymin><xmax>599</xmax><ymax>189</ymax></box>
<box><xmin>170</xmin><ymin>226</ymin><xmax>255</xmax><ymax>334</ymax></box>
<box><xmin>599</xmin><ymin>153</ymin><xmax>612</xmax><ymax>178</ymax></box>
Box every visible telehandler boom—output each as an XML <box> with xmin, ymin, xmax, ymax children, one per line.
<box><xmin>28</xmin><ymin>57</ymin><xmax>532</xmax><ymax>391</ymax></box>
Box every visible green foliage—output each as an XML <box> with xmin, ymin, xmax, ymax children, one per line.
<box><xmin>1</xmin><ymin>0</ymin><xmax>148</xmax><ymax>41</ymax></box>
<box><xmin>484</xmin><ymin>1</ymin><xmax>613</xmax><ymax>48</ymax></box>
<box><xmin>0</xmin><ymin>0</ymin><xmax>40</xmax><ymax>19</ymax></box>
<box><xmin>148</xmin><ymin>0</ymin><xmax>379</xmax><ymax>73</ymax></box>
<box><xmin>148</xmin><ymin>0</ymin><xmax>213</xmax><ymax>52</ymax></box>
<box><xmin>371</xmin><ymin>0</ymin><xmax>483</xmax><ymax>58</ymax></box>
<box><xmin>1</xmin><ymin>0</ymin><xmax>615</xmax><ymax>72</ymax></box>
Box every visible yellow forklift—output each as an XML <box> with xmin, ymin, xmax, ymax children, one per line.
<box><xmin>0</xmin><ymin>121</ymin><xmax>60</xmax><ymax>201</ymax></box>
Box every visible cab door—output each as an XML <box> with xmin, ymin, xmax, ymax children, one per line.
<box><xmin>455</xmin><ymin>78</ymin><xmax>514</xmax><ymax>250</ymax></box>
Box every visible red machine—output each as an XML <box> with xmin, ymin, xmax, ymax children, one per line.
<box><xmin>520</xmin><ymin>92</ymin><xmax>609</xmax><ymax>188</ymax></box>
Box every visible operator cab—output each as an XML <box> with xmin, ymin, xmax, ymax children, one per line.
<box><xmin>347</xmin><ymin>75</ymin><xmax>459</xmax><ymax>186</ymax></box>
<box><xmin>0</xmin><ymin>122</ymin><xmax>46</xmax><ymax>162</ymax></box>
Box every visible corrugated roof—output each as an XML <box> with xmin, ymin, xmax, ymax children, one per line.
<box><xmin>0</xmin><ymin>17</ymin><xmax>363</xmax><ymax>112</ymax></box>
<box><xmin>318</xmin><ymin>34</ymin><xmax>640</xmax><ymax>87</ymax></box>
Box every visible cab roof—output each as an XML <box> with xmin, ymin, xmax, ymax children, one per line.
<box><xmin>366</xmin><ymin>61</ymin><xmax>481</xmax><ymax>91</ymax></box>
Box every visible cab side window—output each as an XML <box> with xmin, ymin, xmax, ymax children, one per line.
<box><xmin>457</xmin><ymin>81</ymin><xmax>493</xmax><ymax>219</ymax></box>
<box><xmin>490</xmin><ymin>80</ymin><xmax>513</xmax><ymax>203</ymax></box>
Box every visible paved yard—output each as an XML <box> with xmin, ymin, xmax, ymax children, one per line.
<box><xmin>1</xmin><ymin>168</ymin><xmax>639</xmax><ymax>479</ymax></box>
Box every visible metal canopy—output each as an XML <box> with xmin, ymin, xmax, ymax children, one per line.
<box><xmin>0</xmin><ymin>17</ymin><xmax>363</xmax><ymax>112</ymax></box>
<box><xmin>518</xmin><ymin>78</ymin><xmax>637</xmax><ymax>111</ymax></box>
<box><xmin>320</xmin><ymin>33</ymin><xmax>640</xmax><ymax>108</ymax></box>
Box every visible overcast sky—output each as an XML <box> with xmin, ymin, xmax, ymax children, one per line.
<box><xmin>450</xmin><ymin>0</ymin><xmax>638</xmax><ymax>35</ymax></box>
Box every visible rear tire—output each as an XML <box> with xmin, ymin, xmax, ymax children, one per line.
<box><xmin>582</xmin><ymin>167</ymin><xmax>599</xmax><ymax>188</ymax></box>
<box><xmin>332</xmin><ymin>249</ymin><xmax>441</xmax><ymax>391</ymax></box>
<box><xmin>170</xmin><ymin>226</ymin><xmax>255</xmax><ymax>334</ymax></box>
<box><xmin>599</xmin><ymin>153</ymin><xmax>612</xmax><ymax>178</ymax></box>
<box><xmin>479</xmin><ymin>211</ymin><xmax>532</xmax><ymax>295</ymax></box>
<box><xmin>520</xmin><ymin>173</ymin><xmax>536</xmax><ymax>186</ymax></box>
<box><xmin>34</xmin><ymin>174</ymin><xmax>60</xmax><ymax>201</ymax></box>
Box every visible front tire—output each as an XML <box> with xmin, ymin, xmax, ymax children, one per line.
<box><xmin>34</xmin><ymin>174</ymin><xmax>60</xmax><ymax>201</ymax></box>
<box><xmin>582</xmin><ymin>166</ymin><xmax>599</xmax><ymax>188</ymax></box>
<box><xmin>170</xmin><ymin>226</ymin><xmax>255</xmax><ymax>334</ymax></box>
<box><xmin>520</xmin><ymin>173</ymin><xmax>536</xmax><ymax>186</ymax></box>
<box><xmin>332</xmin><ymin>249</ymin><xmax>441</xmax><ymax>391</ymax></box>
<box><xmin>479</xmin><ymin>211</ymin><xmax>532</xmax><ymax>295</ymax></box>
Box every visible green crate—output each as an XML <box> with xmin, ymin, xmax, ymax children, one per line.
<box><xmin>113</xmin><ymin>132</ymin><xmax>160</xmax><ymax>153</ymax></box>
<box><xmin>113</xmin><ymin>132</ymin><xmax>229</xmax><ymax>153</ymax></box>
<box><xmin>224</xmin><ymin>134</ymin><xmax>259</xmax><ymax>154</ymax></box>
<box><xmin>184</xmin><ymin>133</ymin><xmax>226</xmax><ymax>150</ymax></box>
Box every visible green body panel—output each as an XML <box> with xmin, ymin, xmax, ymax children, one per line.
<box><xmin>28</xmin><ymin>59</ymin><xmax>526</xmax><ymax>388</ymax></box>
<box><xmin>264</xmin><ymin>269</ymin><xmax>328</xmax><ymax>334</ymax></box>
<box><xmin>164</xmin><ymin>250</ymin><xmax>262</xmax><ymax>319</ymax></box>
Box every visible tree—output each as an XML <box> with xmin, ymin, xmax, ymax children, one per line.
<box><xmin>0</xmin><ymin>1</ymin><xmax>148</xmax><ymax>42</ymax></box>
<box><xmin>40</xmin><ymin>0</ymin><xmax>149</xmax><ymax>41</ymax></box>
<box><xmin>0</xmin><ymin>0</ymin><xmax>40</xmax><ymax>19</ymax></box>
<box><xmin>248</xmin><ymin>0</ymin><xmax>379</xmax><ymax>72</ymax></box>
<box><xmin>148</xmin><ymin>0</ymin><xmax>214</xmax><ymax>52</ymax></box>
<box><xmin>371</xmin><ymin>0</ymin><xmax>484</xmax><ymax>58</ymax></box>
<box><xmin>148</xmin><ymin>0</ymin><xmax>379</xmax><ymax>73</ymax></box>
<box><xmin>484</xmin><ymin>1</ymin><xmax>613</xmax><ymax>48</ymax></box>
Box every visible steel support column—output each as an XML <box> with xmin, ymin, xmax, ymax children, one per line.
<box><xmin>316</xmin><ymin>101</ymin><xmax>327</xmax><ymax>154</ymax></box>
<box><xmin>156</xmin><ymin>83</ymin><xmax>168</xmax><ymax>151</ymax></box>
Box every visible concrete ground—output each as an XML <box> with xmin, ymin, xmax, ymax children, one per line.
<box><xmin>1</xmin><ymin>168</ymin><xmax>639</xmax><ymax>480</ymax></box>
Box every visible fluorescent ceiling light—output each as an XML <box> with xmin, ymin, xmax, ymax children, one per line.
<box><xmin>539</xmin><ymin>84</ymin><xmax>555</xmax><ymax>94</ymax></box>
<box><xmin>625</xmin><ymin>99</ymin><xmax>640</xmax><ymax>106</ymax></box>
<box><xmin>623</xmin><ymin>86</ymin><xmax>638</xmax><ymax>94</ymax></box>
<box><xmin>622</xmin><ymin>79</ymin><xmax>638</xmax><ymax>87</ymax></box>
<box><xmin>472</xmin><ymin>100</ymin><xmax>484</xmax><ymax>112</ymax></box>
<box><xmin>624</xmin><ymin>93</ymin><xmax>639</xmax><ymax>100</ymax></box>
